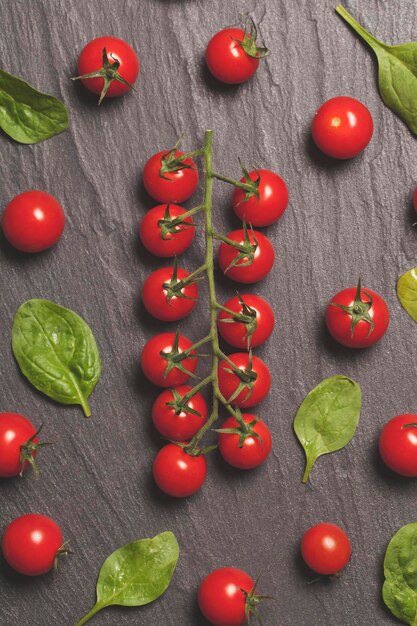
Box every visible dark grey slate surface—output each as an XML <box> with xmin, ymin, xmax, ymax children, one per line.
<box><xmin>1</xmin><ymin>0</ymin><xmax>417</xmax><ymax>624</ymax></box>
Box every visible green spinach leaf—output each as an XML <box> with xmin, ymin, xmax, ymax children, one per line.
<box><xmin>0</xmin><ymin>69</ymin><xmax>68</xmax><ymax>144</ymax></box>
<box><xmin>383</xmin><ymin>523</ymin><xmax>417</xmax><ymax>625</ymax></box>
<box><xmin>397</xmin><ymin>268</ymin><xmax>417</xmax><ymax>323</ymax></box>
<box><xmin>12</xmin><ymin>299</ymin><xmax>101</xmax><ymax>417</ymax></box>
<box><xmin>76</xmin><ymin>532</ymin><xmax>179</xmax><ymax>625</ymax></box>
<box><xmin>336</xmin><ymin>4</ymin><xmax>417</xmax><ymax>135</ymax></box>
<box><xmin>294</xmin><ymin>375</ymin><xmax>361</xmax><ymax>483</ymax></box>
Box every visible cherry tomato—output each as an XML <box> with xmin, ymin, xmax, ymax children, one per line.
<box><xmin>75</xmin><ymin>36</ymin><xmax>139</xmax><ymax>102</ymax></box>
<box><xmin>0</xmin><ymin>412</ymin><xmax>42</xmax><ymax>478</ymax></box>
<box><xmin>2</xmin><ymin>190</ymin><xmax>65</xmax><ymax>253</ymax></box>
<box><xmin>312</xmin><ymin>96</ymin><xmax>373</xmax><ymax>159</ymax></box>
<box><xmin>143</xmin><ymin>150</ymin><xmax>199</xmax><ymax>203</ymax></box>
<box><xmin>2</xmin><ymin>514</ymin><xmax>64</xmax><ymax>576</ymax></box>
<box><xmin>141</xmin><ymin>266</ymin><xmax>198</xmax><ymax>322</ymax></box>
<box><xmin>325</xmin><ymin>280</ymin><xmax>389</xmax><ymax>348</ymax></box>
<box><xmin>198</xmin><ymin>567</ymin><xmax>258</xmax><ymax>626</ymax></box>
<box><xmin>152</xmin><ymin>386</ymin><xmax>208</xmax><ymax>441</ymax></box>
<box><xmin>153</xmin><ymin>443</ymin><xmax>207</xmax><ymax>497</ymax></box>
<box><xmin>218</xmin><ymin>294</ymin><xmax>275</xmax><ymax>349</ymax></box>
<box><xmin>139</xmin><ymin>204</ymin><xmax>195</xmax><ymax>257</ymax></box>
<box><xmin>413</xmin><ymin>187</ymin><xmax>417</xmax><ymax>214</ymax></box>
<box><xmin>218</xmin><ymin>414</ymin><xmax>272</xmax><ymax>469</ymax></box>
<box><xmin>218</xmin><ymin>353</ymin><xmax>271</xmax><ymax>408</ymax></box>
<box><xmin>301</xmin><ymin>523</ymin><xmax>351</xmax><ymax>575</ymax></box>
<box><xmin>218</xmin><ymin>229</ymin><xmax>274</xmax><ymax>283</ymax></box>
<box><xmin>232</xmin><ymin>169</ymin><xmax>289</xmax><ymax>226</ymax></box>
<box><xmin>379</xmin><ymin>414</ymin><xmax>417</xmax><ymax>477</ymax></box>
<box><xmin>141</xmin><ymin>333</ymin><xmax>197</xmax><ymax>387</ymax></box>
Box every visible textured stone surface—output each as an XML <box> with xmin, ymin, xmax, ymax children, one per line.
<box><xmin>1</xmin><ymin>0</ymin><xmax>417</xmax><ymax>624</ymax></box>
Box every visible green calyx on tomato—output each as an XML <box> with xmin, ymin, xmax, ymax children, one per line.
<box><xmin>242</xmin><ymin>578</ymin><xmax>272</xmax><ymax>624</ymax></box>
<box><xmin>159</xmin><ymin>138</ymin><xmax>196</xmax><ymax>179</ymax></box>
<box><xmin>175</xmin><ymin>440</ymin><xmax>218</xmax><ymax>457</ymax></box>
<box><xmin>330</xmin><ymin>278</ymin><xmax>374</xmax><ymax>337</ymax></box>
<box><xmin>235</xmin><ymin>17</ymin><xmax>269</xmax><ymax>60</ymax></box>
<box><xmin>223</xmin><ymin>222</ymin><xmax>259</xmax><ymax>273</ymax></box>
<box><xmin>19</xmin><ymin>424</ymin><xmax>49</xmax><ymax>478</ymax></box>
<box><xmin>216</xmin><ymin>409</ymin><xmax>262</xmax><ymax>449</ymax></box>
<box><xmin>162</xmin><ymin>258</ymin><xmax>199</xmax><ymax>302</ymax></box>
<box><xmin>161</xmin><ymin>331</ymin><xmax>199</xmax><ymax>380</ymax></box>
<box><xmin>166</xmin><ymin>387</ymin><xmax>202</xmax><ymax>417</ymax></box>
<box><xmin>222</xmin><ymin>350</ymin><xmax>258</xmax><ymax>404</ymax></box>
<box><xmin>219</xmin><ymin>293</ymin><xmax>258</xmax><ymax>347</ymax></box>
<box><xmin>157</xmin><ymin>204</ymin><xmax>193</xmax><ymax>240</ymax></box>
<box><xmin>235</xmin><ymin>159</ymin><xmax>260</xmax><ymax>203</ymax></box>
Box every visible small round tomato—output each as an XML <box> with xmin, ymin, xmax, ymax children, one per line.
<box><xmin>218</xmin><ymin>414</ymin><xmax>272</xmax><ymax>469</ymax></box>
<box><xmin>301</xmin><ymin>523</ymin><xmax>351</xmax><ymax>575</ymax></box>
<box><xmin>152</xmin><ymin>386</ymin><xmax>208</xmax><ymax>441</ymax></box>
<box><xmin>218</xmin><ymin>294</ymin><xmax>275</xmax><ymax>349</ymax></box>
<box><xmin>139</xmin><ymin>204</ymin><xmax>195</xmax><ymax>257</ymax></box>
<box><xmin>2</xmin><ymin>190</ymin><xmax>65</xmax><ymax>253</ymax></box>
<box><xmin>312</xmin><ymin>96</ymin><xmax>373</xmax><ymax>159</ymax></box>
<box><xmin>199</xmin><ymin>567</ymin><xmax>259</xmax><ymax>626</ymax></box>
<box><xmin>218</xmin><ymin>229</ymin><xmax>274</xmax><ymax>283</ymax></box>
<box><xmin>325</xmin><ymin>280</ymin><xmax>389</xmax><ymax>348</ymax></box>
<box><xmin>379</xmin><ymin>414</ymin><xmax>417</xmax><ymax>477</ymax></box>
<box><xmin>413</xmin><ymin>187</ymin><xmax>417</xmax><ymax>214</ymax></box>
<box><xmin>143</xmin><ymin>150</ymin><xmax>199</xmax><ymax>203</ymax></box>
<box><xmin>0</xmin><ymin>412</ymin><xmax>42</xmax><ymax>478</ymax></box>
<box><xmin>218</xmin><ymin>353</ymin><xmax>271</xmax><ymax>408</ymax></box>
<box><xmin>153</xmin><ymin>443</ymin><xmax>207</xmax><ymax>497</ymax></box>
<box><xmin>232</xmin><ymin>169</ymin><xmax>289</xmax><ymax>226</ymax></box>
<box><xmin>2</xmin><ymin>514</ymin><xmax>64</xmax><ymax>576</ymax></box>
<box><xmin>141</xmin><ymin>333</ymin><xmax>197</xmax><ymax>387</ymax></box>
<box><xmin>74</xmin><ymin>36</ymin><xmax>139</xmax><ymax>103</ymax></box>
<box><xmin>141</xmin><ymin>266</ymin><xmax>198</xmax><ymax>322</ymax></box>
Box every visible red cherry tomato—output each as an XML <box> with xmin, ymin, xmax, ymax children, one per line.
<box><xmin>325</xmin><ymin>281</ymin><xmax>389</xmax><ymax>348</ymax></box>
<box><xmin>206</xmin><ymin>28</ymin><xmax>260</xmax><ymax>84</ymax></box>
<box><xmin>232</xmin><ymin>169</ymin><xmax>289</xmax><ymax>226</ymax></box>
<box><xmin>0</xmin><ymin>412</ymin><xmax>42</xmax><ymax>478</ymax></box>
<box><xmin>379</xmin><ymin>414</ymin><xmax>417</xmax><ymax>477</ymax></box>
<box><xmin>301</xmin><ymin>523</ymin><xmax>351</xmax><ymax>576</ymax></box>
<box><xmin>153</xmin><ymin>443</ymin><xmax>207</xmax><ymax>497</ymax></box>
<box><xmin>218</xmin><ymin>353</ymin><xmax>271</xmax><ymax>408</ymax></box>
<box><xmin>413</xmin><ymin>187</ymin><xmax>417</xmax><ymax>214</ymax></box>
<box><xmin>152</xmin><ymin>386</ymin><xmax>208</xmax><ymax>441</ymax></box>
<box><xmin>218</xmin><ymin>294</ymin><xmax>275</xmax><ymax>349</ymax></box>
<box><xmin>2</xmin><ymin>514</ymin><xmax>64</xmax><ymax>576</ymax></box>
<box><xmin>141</xmin><ymin>333</ymin><xmax>197</xmax><ymax>387</ymax></box>
<box><xmin>143</xmin><ymin>150</ymin><xmax>199</xmax><ymax>203</ymax></box>
<box><xmin>2</xmin><ymin>190</ymin><xmax>65</xmax><ymax>253</ymax></box>
<box><xmin>76</xmin><ymin>36</ymin><xmax>139</xmax><ymax>99</ymax></box>
<box><xmin>218</xmin><ymin>414</ymin><xmax>272</xmax><ymax>469</ymax></box>
<box><xmin>198</xmin><ymin>567</ymin><xmax>258</xmax><ymax>626</ymax></box>
<box><xmin>312</xmin><ymin>96</ymin><xmax>373</xmax><ymax>159</ymax></box>
<box><xmin>141</xmin><ymin>266</ymin><xmax>198</xmax><ymax>321</ymax></box>
<box><xmin>218</xmin><ymin>229</ymin><xmax>274</xmax><ymax>283</ymax></box>
<box><xmin>139</xmin><ymin>204</ymin><xmax>195</xmax><ymax>257</ymax></box>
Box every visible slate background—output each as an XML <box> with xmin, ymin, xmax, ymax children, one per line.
<box><xmin>0</xmin><ymin>0</ymin><xmax>416</xmax><ymax>624</ymax></box>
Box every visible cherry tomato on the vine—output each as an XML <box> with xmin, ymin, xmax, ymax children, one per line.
<box><xmin>141</xmin><ymin>332</ymin><xmax>197</xmax><ymax>387</ymax></box>
<box><xmin>218</xmin><ymin>414</ymin><xmax>272</xmax><ymax>469</ymax></box>
<box><xmin>152</xmin><ymin>386</ymin><xmax>208</xmax><ymax>441</ymax></box>
<box><xmin>141</xmin><ymin>265</ymin><xmax>198</xmax><ymax>322</ymax></box>
<box><xmin>312</xmin><ymin>96</ymin><xmax>373</xmax><ymax>159</ymax></box>
<box><xmin>232</xmin><ymin>169</ymin><xmax>289</xmax><ymax>226</ymax></box>
<box><xmin>218</xmin><ymin>228</ymin><xmax>274</xmax><ymax>283</ymax></box>
<box><xmin>153</xmin><ymin>443</ymin><xmax>207</xmax><ymax>497</ymax></box>
<box><xmin>139</xmin><ymin>204</ymin><xmax>195</xmax><ymax>257</ymax></box>
<box><xmin>2</xmin><ymin>514</ymin><xmax>64</xmax><ymax>576</ymax></box>
<box><xmin>218</xmin><ymin>353</ymin><xmax>271</xmax><ymax>408</ymax></box>
<box><xmin>143</xmin><ymin>150</ymin><xmax>199</xmax><ymax>203</ymax></box>
<box><xmin>379</xmin><ymin>414</ymin><xmax>417</xmax><ymax>477</ymax></box>
<box><xmin>0</xmin><ymin>412</ymin><xmax>42</xmax><ymax>478</ymax></box>
<box><xmin>2</xmin><ymin>190</ymin><xmax>65</xmax><ymax>253</ymax></box>
<box><xmin>301</xmin><ymin>523</ymin><xmax>351</xmax><ymax>576</ymax></box>
<box><xmin>325</xmin><ymin>280</ymin><xmax>389</xmax><ymax>348</ymax></box>
<box><xmin>218</xmin><ymin>294</ymin><xmax>275</xmax><ymax>349</ymax></box>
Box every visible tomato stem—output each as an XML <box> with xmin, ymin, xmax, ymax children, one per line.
<box><xmin>212</xmin><ymin>170</ymin><xmax>255</xmax><ymax>193</ymax></box>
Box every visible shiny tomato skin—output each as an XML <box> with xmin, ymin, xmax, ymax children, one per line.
<box><xmin>232</xmin><ymin>169</ymin><xmax>289</xmax><ymax>226</ymax></box>
<box><xmin>0</xmin><ymin>412</ymin><xmax>38</xmax><ymax>477</ymax></box>
<box><xmin>77</xmin><ymin>36</ymin><xmax>139</xmax><ymax>97</ymax></box>
<box><xmin>152</xmin><ymin>386</ymin><xmax>208</xmax><ymax>441</ymax></box>
<box><xmin>141</xmin><ymin>333</ymin><xmax>197</xmax><ymax>387</ymax></box>
<box><xmin>153</xmin><ymin>443</ymin><xmax>207</xmax><ymax>497</ymax></box>
<box><xmin>2</xmin><ymin>190</ymin><xmax>65</xmax><ymax>253</ymax></box>
<box><xmin>143</xmin><ymin>151</ymin><xmax>199</xmax><ymax>203</ymax></box>
<box><xmin>2</xmin><ymin>514</ymin><xmax>63</xmax><ymax>576</ymax></box>
<box><xmin>141</xmin><ymin>266</ymin><xmax>198</xmax><ymax>322</ymax></box>
<box><xmin>379</xmin><ymin>414</ymin><xmax>417</xmax><ymax>477</ymax></box>
<box><xmin>198</xmin><ymin>567</ymin><xmax>256</xmax><ymax>626</ymax></box>
<box><xmin>312</xmin><ymin>96</ymin><xmax>373</xmax><ymax>159</ymax></box>
<box><xmin>218</xmin><ymin>414</ymin><xmax>272</xmax><ymax>469</ymax></box>
<box><xmin>218</xmin><ymin>294</ymin><xmax>275</xmax><ymax>349</ymax></box>
<box><xmin>325</xmin><ymin>286</ymin><xmax>389</xmax><ymax>348</ymax></box>
<box><xmin>218</xmin><ymin>353</ymin><xmax>271</xmax><ymax>408</ymax></box>
<box><xmin>139</xmin><ymin>204</ymin><xmax>195</xmax><ymax>257</ymax></box>
<box><xmin>218</xmin><ymin>229</ymin><xmax>274</xmax><ymax>283</ymax></box>
<box><xmin>206</xmin><ymin>28</ymin><xmax>260</xmax><ymax>85</ymax></box>
<box><xmin>301</xmin><ymin>523</ymin><xmax>351</xmax><ymax>575</ymax></box>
